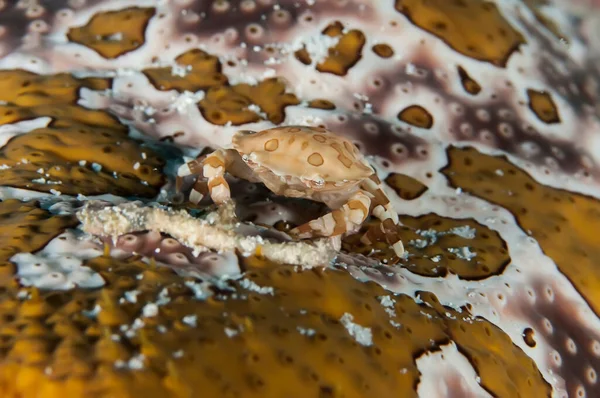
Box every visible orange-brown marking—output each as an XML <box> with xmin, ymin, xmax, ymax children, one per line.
<box><xmin>264</xmin><ymin>139</ymin><xmax>279</xmax><ymax>151</ymax></box>
<box><xmin>348</xmin><ymin>200</ymin><xmax>369</xmax><ymax>220</ymax></box>
<box><xmin>204</xmin><ymin>156</ymin><xmax>225</xmax><ymax>168</ymax></box>
<box><xmin>332</xmin><ymin>209</ymin><xmax>349</xmax><ymax>235</ymax></box>
<box><xmin>301</xmin><ymin>141</ymin><xmax>309</xmax><ymax>150</ymax></box>
<box><xmin>289</xmin><ymin>127</ymin><xmax>302</xmax><ymax>132</ymax></box>
<box><xmin>313</xmin><ymin>135</ymin><xmax>327</xmax><ymax>143</ymax></box>
<box><xmin>207</xmin><ymin>176</ymin><xmax>227</xmax><ymax>189</ymax></box>
<box><xmin>330</xmin><ymin>142</ymin><xmax>354</xmax><ymax>168</ymax></box>
<box><xmin>343</xmin><ymin>141</ymin><xmax>355</xmax><ymax>154</ymax></box>
<box><xmin>307</xmin><ymin>153</ymin><xmax>324</xmax><ymax>166</ymax></box>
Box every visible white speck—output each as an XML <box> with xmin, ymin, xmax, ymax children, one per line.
<box><xmin>448</xmin><ymin>246</ymin><xmax>477</xmax><ymax>261</ymax></box>
<box><xmin>171</xmin><ymin>63</ymin><xmax>189</xmax><ymax>77</ymax></box>
<box><xmin>91</xmin><ymin>163</ymin><xmax>102</xmax><ymax>172</ymax></box>
<box><xmin>239</xmin><ymin>278</ymin><xmax>275</xmax><ymax>295</ymax></box>
<box><xmin>49</xmin><ymin>189</ymin><xmax>61</xmax><ymax>196</ymax></box>
<box><xmin>297</xmin><ymin>326</ymin><xmax>316</xmax><ymax>336</ymax></box>
<box><xmin>182</xmin><ymin>314</ymin><xmax>197</xmax><ymax>327</ymax></box>
<box><xmin>172</xmin><ymin>349</ymin><xmax>184</xmax><ymax>358</ymax></box>
<box><xmin>128</xmin><ymin>354</ymin><xmax>145</xmax><ymax>370</ymax></box>
<box><xmin>133</xmin><ymin>162</ymin><xmax>140</xmax><ymax>170</ymax></box>
<box><xmin>224</xmin><ymin>327</ymin><xmax>239</xmax><ymax>337</ymax></box>
<box><xmin>449</xmin><ymin>226</ymin><xmax>476</xmax><ymax>239</ymax></box>
<box><xmin>339</xmin><ymin>313</ymin><xmax>373</xmax><ymax>347</ymax></box>
<box><xmin>124</xmin><ymin>290</ymin><xmax>140</xmax><ymax>303</ymax></box>
<box><xmin>82</xmin><ymin>304</ymin><xmax>101</xmax><ymax>318</ymax></box>
<box><xmin>142</xmin><ymin>303</ymin><xmax>159</xmax><ymax>317</ymax></box>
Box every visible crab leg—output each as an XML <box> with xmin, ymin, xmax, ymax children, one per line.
<box><xmin>289</xmin><ymin>190</ymin><xmax>372</xmax><ymax>240</ymax></box>
<box><xmin>359</xmin><ymin>174</ymin><xmax>405</xmax><ymax>257</ymax></box>
<box><xmin>178</xmin><ymin>149</ymin><xmax>233</xmax><ymax>205</ymax></box>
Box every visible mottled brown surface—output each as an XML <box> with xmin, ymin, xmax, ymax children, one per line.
<box><xmin>0</xmin><ymin>71</ymin><xmax>165</xmax><ymax>197</ymax></box>
<box><xmin>199</xmin><ymin>78</ymin><xmax>300</xmax><ymax>125</ymax></box>
<box><xmin>144</xmin><ymin>49</ymin><xmax>227</xmax><ymax>92</ymax></box>
<box><xmin>0</xmin><ymin>200</ymin><xmax>77</xmax><ymax>279</ymax></box>
<box><xmin>385</xmin><ymin>173</ymin><xmax>428</xmax><ymax>200</ymax></box>
<box><xmin>67</xmin><ymin>7</ymin><xmax>156</xmax><ymax>59</ymax></box>
<box><xmin>0</xmin><ymin>255</ymin><xmax>550</xmax><ymax>398</ymax></box>
<box><xmin>343</xmin><ymin>214</ymin><xmax>510</xmax><ymax>279</ymax></box>
<box><xmin>394</xmin><ymin>0</ymin><xmax>526</xmax><ymax>66</ymax></box>
<box><xmin>442</xmin><ymin>146</ymin><xmax>600</xmax><ymax>314</ymax></box>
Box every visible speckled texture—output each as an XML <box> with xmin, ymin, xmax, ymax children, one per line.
<box><xmin>0</xmin><ymin>0</ymin><xmax>598</xmax><ymax>397</ymax></box>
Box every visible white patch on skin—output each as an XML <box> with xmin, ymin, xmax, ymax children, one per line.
<box><xmin>0</xmin><ymin>117</ymin><xmax>52</xmax><ymax>148</ymax></box>
<box><xmin>11</xmin><ymin>232</ymin><xmax>106</xmax><ymax>290</ymax></box>
<box><xmin>339</xmin><ymin>313</ymin><xmax>373</xmax><ymax>347</ymax></box>
<box><xmin>416</xmin><ymin>341</ymin><xmax>493</xmax><ymax>398</ymax></box>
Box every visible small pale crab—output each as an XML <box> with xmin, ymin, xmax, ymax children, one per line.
<box><xmin>177</xmin><ymin>125</ymin><xmax>404</xmax><ymax>256</ymax></box>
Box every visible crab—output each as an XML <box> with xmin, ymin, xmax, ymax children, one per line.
<box><xmin>177</xmin><ymin>125</ymin><xmax>404</xmax><ymax>257</ymax></box>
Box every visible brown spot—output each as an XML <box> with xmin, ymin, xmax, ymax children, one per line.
<box><xmin>313</xmin><ymin>135</ymin><xmax>327</xmax><ymax>143</ymax></box>
<box><xmin>301</xmin><ymin>141</ymin><xmax>309</xmax><ymax>150</ymax></box>
<box><xmin>264</xmin><ymin>139</ymin><xmax>279</xmax><ymax>152</ymax></box>
<box><xmin>441</xmin><ymin>146</ymin><xmax>600</xmax><ymax>316</ymax></box>
<box><xmin>372</xmin><ymin>43</ymin><xmax>394</xmax><ymax>58</ymax></box>
<box><xmin>395</xmin><ymin>0</ymin><xmax>525</xmax><ymax>67</ymax></box>
<box><xmin>523</xmin><ymin>328</ymin><xmax>536</xmax><ymax>347</ymax></box>
<box><xmin>307</xmin><ymin>152</ymin><xmax>324</xmax><ymax>166</ymax></box>
<box><xmin>295</xmin><ymin>21</ymin><xmax>365</xmax><ymax>76</ymax></box>
<box><xmin>322</xmin><ymin>21</ymin><xmax>345</xmax><ymax>37</ymax></box>
<box><xmin>526</xmin><ymin>89</ymin><xmax>561</xmax><ymax>124</ymax></box>
<box><xmin>397</xmin><ymin>105</ymin><xmax>434</xmax><ymax>129</ymax></box>
<box><xmin>0</xmin><ymin>70</ymin><xmax>165</xmax><ymax>197</ymax></box>
<box><xmin>199</xmin><ymin>77</ymin><xmax>300</xmax><ymax>125</ymax></box>
<box><xmin>385</xmin><ymin>173</ymin><xmax>428</xmax><ymax>200</ymax></box>
<box><xmin>288</xmin><ymin>127</ymin><xmax>302</xmax><ymax>133</ymax></box>
<box><xmin>344</xmin><ymin>213</ymin><xmax>510</xmax><ymax>279</ymax></box>
<box><xmin>67</xmin><ymin>7</ymin><xmax>156</xmax><ymax>59</ymax></box>
<box><xmin>0</xmin><ymin>252</ymin><xmax>550</xmax><ymax>397</ymax></box>
<box><xmin>307</xmin><ymin>99</ymin><xmax>336</xmax><ymax>110</ymax></box>
<box><xmin>144</xmin><ymin>49</ymin><xmax>227</xmax><ymax>92</ymax></box>
<box><xmin>294</xmin><ymin>48</ymin><xmax>312</xmax><ymax>65</ymax></box>
<box><xmin>457</xmin><ymin>66</ymin><xmax>482</xmax><ymax>95</ymax></box>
